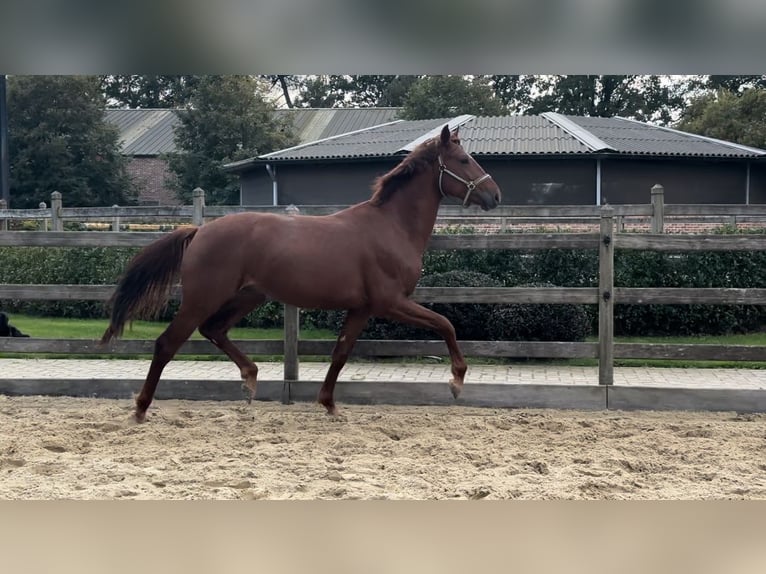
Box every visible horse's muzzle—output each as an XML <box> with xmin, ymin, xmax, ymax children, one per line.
<box><xmin>478</xmin><ymin>188</ymin><xmax>501</xmax><ymax>211</ymax></box>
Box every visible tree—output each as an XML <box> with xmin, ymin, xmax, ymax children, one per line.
<box><xmin>706</xmin><ymin>76</ymin><xmax>766</xmax><ymax>94</ymax></box>
<box><xmin>400</xmin><ymin>76</ymin><xmax>507</xmax><ymax>120</ymax></box>
<box><xmin>287</xmin><ymin>75</ymin><xmax>420</xmax><ymax>108</ymax></box>
<box><xmin>292</xmin><ymin>76</ymin><xmax>349</xmax><ymax>108</ymax></box>
<box><xmin>167</xmin><ymin>75</ymin><xmax>298</xmax><ymax>205</ymax></box>
<box><xmin>490</xmin><ymin>75</ymin><xmax>544</xmax><ymax>114</ymax></box>
<box><xmin>339</xmin><ymin>75</ymin><xmax>419</xmax><ymax>107</ymax></box>
<box><xmin>99</xmin><ymin>75</ymin><xmax>200</xmax><ymax>108</ymax></box>
<box><xmin>262</xmin><ymin>75</ymin><xmax>300</xmax><ymax>108</ymax></box>
<box><xmin>676</xmin><ymin>88</ymin><xmax>766</xmax><ymax>149</ymax></box>
<box><xmin>8</xmin><ymin>75</ymin><xmax>135</xmax><ymax>208</ymax></box>
<box><xmin>491</xmin><ymin>75</ymin><xmax>689</xmax><ymax>124</ymax></box>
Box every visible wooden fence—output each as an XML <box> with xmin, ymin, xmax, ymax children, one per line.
<box><xmin>2</xmin><ymin>187</ymin><xmax>766</xmax><ymax>411</ymax></box>
<box><xmin>5</xmin><ymin>184</ymin><xmax>766</xmax><ymax>233</ymax></box>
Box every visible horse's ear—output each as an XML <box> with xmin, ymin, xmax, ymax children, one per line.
<box><xmin>440</xmin><ymin>124</ymin><xmax>451</xmax><ymax>147</ymax></box>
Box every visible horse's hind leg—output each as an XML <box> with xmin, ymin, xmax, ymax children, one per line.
<box><xmin>383</xmin><ymin>298</ymin><xmax>467</xmax><ymax>399</ymax></box>
<box><xmin>198</xmin><ymin>285</ymin><xmax>267</xmax><ymax>404</ymax></box>
<box><xmin>318</xmin><ymin>308</ymin><xmax>370</xmax><ymax>416</ymax></box>
<box><xmin>135</xmin><ymin>305</ymin><xmax>205</xmax><ymax>422</ymax></box>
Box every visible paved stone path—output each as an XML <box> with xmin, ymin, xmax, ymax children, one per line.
<box><xmin>1</xmin><ymin>358</ymin><xmax>765</xmax><ymax>390</ymax></box>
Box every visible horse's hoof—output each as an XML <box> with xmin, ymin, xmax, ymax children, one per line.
<box><xmin>326</xmin><ymin>408</ymin><xmax>346</xmax><ymax>422</ymax></box>
<box><xmin>449</xmin><ymin>380</ymin><xmax>463</xmax><ymax>399</ymax></box>
<box><xmin>320</xmin><ymin>402</ymin><xmax>338</xmax><ymax>417</ymax></box>
<box><xmin>241</xmin><ymin>383</ymin><xmax>256</xmax><ymax>405</ymax></box>
<box><xmin>134</xmin><ymin>410</ymin><xmax>147</xmax><ymax>424</ymax></box>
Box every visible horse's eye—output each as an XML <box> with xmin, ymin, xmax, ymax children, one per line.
<box><xmin>460</xmin><ymin>158</ymin><xmax>469</xmax><ymax>164</ymax></box>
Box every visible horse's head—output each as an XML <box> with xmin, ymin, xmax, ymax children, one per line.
<box><xmin>436</xmin><ymin>125</ymin><xmax>501</xmax><ymax>211</ymax></box>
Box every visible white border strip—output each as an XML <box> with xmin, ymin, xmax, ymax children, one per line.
<box><xmin>398</xmin><ymin>114</ymin><xmax>476</xmax><ymax>152</ymax></box>
<box><xmin>542</xmin><ymin>112</ymin><xmax>615</xmax><ymax>152</ymax></box>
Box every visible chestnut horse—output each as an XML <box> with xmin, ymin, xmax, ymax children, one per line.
<box><xmin>101</xmin><ymin>125</ymin><xmax>502</xmax><ymax>422</ymax></box>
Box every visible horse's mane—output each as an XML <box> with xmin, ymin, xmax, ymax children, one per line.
<box><xmin>369</xmin><ymin>139</ymin><xmax>440</xmax><ymax>206</ymax></box>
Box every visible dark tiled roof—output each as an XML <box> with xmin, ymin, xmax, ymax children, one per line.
<box><xmin>104</xmin><ymin>109</ymin><xmax>180</xmax><ymax>156</ymax></box>
<box><xmin>256</xmin><ymin>118</ymin><xmax>454</xmax><ymax>162</ymax></box>
<box><xmin>107</xmin><ymin>108</ymin><xmax>766</xmax><ymax>164</ymax></box>
<box><xmin>105</xmin><ymin>107</ymin><xmax>404</xmax><ymax>157</ymax></box>
<box><xmin>274</xmin><ymin>107</ymin><xmax>402</xmax><ymax>143</ymax></box>
<box><xmin>458</xmin><ymin>115</ymin><xmax>592</xmax><ymax>155</ymax></box>
<box><xmin>246</xmin><ymin>113</ymin><xmax>766</xmax><ymax>165</ymax></box>
<box><xmin>561</xmin><ymin>114</ymin><xmax>766</xmax><ymax>158</ymax></box>
<box><xmin>243</xmin><ymin>115</ymin><xmax>596</xmax><ymax>165</ymax></box>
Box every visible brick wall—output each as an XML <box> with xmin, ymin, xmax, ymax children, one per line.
<box><xmin>434</xmin><ymin>220</ymin><xmax>766</xmax><ymax>235</ymax></box>
<box><xmin>126</xmin><ymin>157</ymin><xmax>181</xmax><ymax>206</ymax></box>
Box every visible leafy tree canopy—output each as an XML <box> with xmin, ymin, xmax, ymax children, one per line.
<box><xmin>706</xmin><ymin>75</ymin><xmax>766</xmax><ymax>93</ymax></box>
<box><xmin>676</xmin><ymin>88</ymin><xmax>766</xmax><ymax>149</ymax></box>
<box><xmin>99</xmin><ymin>75</ymin><xmax>200</xmax><ymax>108</ymax></box>
<box><xmin>491</xmin><ymin>75</ymin><xmax>689</xmax><ymax>124</ymax></box>
<box><xmin>8</xmin><ymin>75</ymin><xmax>135</xmax><ymax>208</ymax></box>
<box><xmin>400</xmin><ymin>76</ymin><xmax>507</xmax><ymax>120</ymax></box>
<box><xmin>167</xmin><ymin>75</ymin><xmax>297</xmax><ymax>205</ymax></box>
<box><xmin>287</xmin><ymin>75</ymin><xmax>419</xmax><ymax>108</ymax></box>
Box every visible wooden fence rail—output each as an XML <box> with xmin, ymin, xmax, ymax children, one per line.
<box><xmin>2</xmin><ymin>187</ymin><xmax>766</xmax><ymax>411</ymax></box>
<box><xmin>5</xmin><ymin>185</ymin><xmax>766</xmax><ymax>230</ymax></box>
<box><xmin>3</xmin><ymin>208</ymin><xmax>766</xmax><ymax>376</ymax></box>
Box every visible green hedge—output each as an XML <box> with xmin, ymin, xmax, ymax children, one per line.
<box><xmin>487</xmin><ymin>282</ymin><xmax>592</xmax><ymax>342</ymax></box>
<box><xmin>613</xmin><ymin>250</ymin><xmax>766</xmax><ymax>335</ymax></box>
<box><xmin>0</xmin><ymin>246</ymin><xmax>138</xmax><ymax>318</ymax></box>
<box><xmin>317</xmin><ymin>270</ymin><xmax>505</xmax><ymax>341</ymax></box>
<box><xmin>2</xmin><ymin>225</ymin><xmax>766</xmax><ymax>338</ymax></box>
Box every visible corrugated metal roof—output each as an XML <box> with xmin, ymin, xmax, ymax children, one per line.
<box><xmin>243</xmin><ymin>113</ymin><xmax>766</xmax><ymax>164</ymax></box>
<box><xmin>399</xmin><ymin>115</ymin><xmax>475</xmax><ymax>151</ymax></box>
<box><xmin>107</xmin><ymin>107</ymin><xmax>766</xmax><ymax>163</ymax></box>
<box><xmin>274</xmin><ymin>107</ymin><xmax>402</xmax><ymax>143</ymax></box>
<box><xmin>562</xmin><ymin>115</ymin><xmax>766</xmax><ymax>158</ymax></box>
<box><xmin>106</xmin><ymin>107</ymin><xmax>403</xmax><ymax>157</ymax></box>
<box><xmin>257</xmin><ymin>118</ymin><xmax>450</xmax><ymax>162</ymax></box>
<box><xmin>459</xmin><ymin>115</ymin><xmax>593</xmax><ymax>155</ymax></box>
<box><xmin>104</xmin><ymin>109</ymin><xmax>180</xmax><ymax>155</ymax></box>
<box><xmin>249</xmin><ymin>115</ymin><xmax>594</xmax><ymax>164</ymax></box>
<box><xmin>540</xmin><ymin>112</ymin><xmax>614</xmax><ymax>152</ymax></box>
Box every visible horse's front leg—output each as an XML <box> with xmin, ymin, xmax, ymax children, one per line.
<box><xmin>318</xmin><ymin>308</ymin><xmax>370</xmax><ymax>415</ymax></box>
<box><xmin>383</xmin><ymin>298</ymin><xmax>467</xmax><ymax>399</ymax></box>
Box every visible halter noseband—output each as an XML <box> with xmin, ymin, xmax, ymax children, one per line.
<box><xmin>438</xmin><ymin>155</ymin><xmax>493</xmax><ymax>207</ymax></box>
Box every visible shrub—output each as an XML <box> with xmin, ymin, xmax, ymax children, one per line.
<box><xmin>487</xmin><ymin>283</ymin><xmax>593</xmax><ymax>341</ymax></box>
<box><xmin>3</xmin><ymin>223</ymin><xmax>766</xmax><ymax>339</ymax></box>
<box><xmin>317</xmin><ymin>270</ymin><xmax>503</xmax><ymax>340</ymax></box>
<box><xmin>0</xmin><ymin>246</ymin><xmax>138</xmax><ymax>318</ymax></box>
<box><xmin>613</xmin><ymin>249</ymin><xmax>766</xmax><ymax>336</ymax></box>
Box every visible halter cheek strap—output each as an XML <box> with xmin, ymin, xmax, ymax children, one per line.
<box><xmin>438</xmin><ymin>155</ymin><xmax>493</xmax><ymax>207</ymax></box>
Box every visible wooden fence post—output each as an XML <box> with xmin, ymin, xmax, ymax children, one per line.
<box><xmin>283</xmin><ymin>304</ymin><xmax>300</xmax><ymax>403</ymax></box>
<box><xmin>598</xmin><ymin>205</ymin><xmax>615</xmax><ymax>387</ymax></box>
<box><xmin>111</xmin><ymin>205</ymin><xmax>120</xmax><ymax>232</ymax></box>
<box><xmin>50</xmin><ymin>191</ymin><xmax>63</xmax><ymax>231</ymax></box>
<box><xmin>0</xmin><ymin>198</ymin><xmax>7</xmax><ymax>231</ymax></box>
<box><xmin>651</xmin><ymin>184</ymin><xmax>664</xmax><ymax>233</ymax></box>
<box><xmin>192</xmin><ymin>187</ymin><xmax>205</xmax><ymax>226</ymax></box>
<box><xmin>282</xmin><ymin>203</ymin><xmax>301</xmax><ymax>403</ymax></box>
<box><xmin>39</xmin><ymin>202</ymin><xmax>48</xmax><ymax>231</ymax></box>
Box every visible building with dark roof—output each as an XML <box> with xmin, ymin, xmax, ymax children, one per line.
<box><xmin>105</xmin><ymin>107</ymin><xmax>403</xmax><ymax>206</ymax></box>
<box><xmin>224</xmin><ymin>113</ymin><xmax>766</xmax><ymax>207</ymax></box>
<box><xmin>105</xmin><ymin>109</ymin><xmax>181</xmax><ymax>205</ymax></box>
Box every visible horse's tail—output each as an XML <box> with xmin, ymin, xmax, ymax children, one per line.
<box><xmin>100</xmin><ymin>226</ymin><xmax>199</xmax><ymax>344</ymax></box>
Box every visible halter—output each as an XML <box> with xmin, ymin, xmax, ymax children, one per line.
<box><xmin>438</xmin><ymin>155</ymin><xmax>493</xmax><ymax>207</ymax></box>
